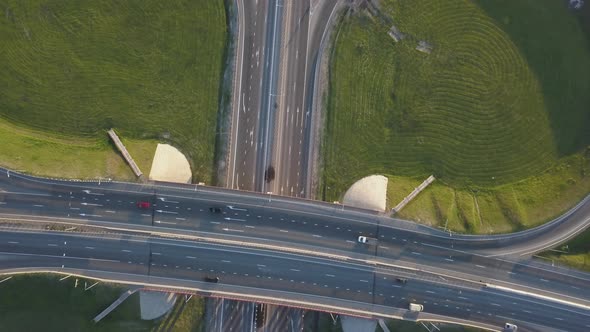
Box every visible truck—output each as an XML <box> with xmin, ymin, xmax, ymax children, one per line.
<box><xmin>409</xmin><ymin>303</ymin><xmax>424</xmax><ymax>312</ymax></box>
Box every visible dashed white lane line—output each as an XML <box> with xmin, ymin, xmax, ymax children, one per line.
<box><xmin>257</xmin><ymin>264</ymin><xmax>266</xmax><ymax>267</ymax></box>
<box><xmin>444</xmin><ymin>258</ymin><xmax>454</xmax><ymax>262</ymax></box>
<box><xmin>555</xmin><ymin>317</ymin><xmax>563</xmax><ymax>321</ymax></box>
<box><xmin>69</xmin><ymin>207</ymin><xmax>80</xmax><ymax>210</ymax></box>
<box><xmin>458</xmin><ymin>296</ymin><xmax>468</xmax><ymax>300</ymax></box>
<box><xmin>222</xmin><ymin>260</ymin><xmax>231</xmax><ymax>263</ymax></box>
<box><xmin>490</xmin><ymin>303</ymin><xmax>501</xmax><ymax>307</ymax></box>
<box><xmin>210</xmin><ymin>221</ymin><xmax>221</xmax><ymax>225</ymax></box>
<box><xmin>85</xmin><ymin>246</ymin><xmax>95</xmax><ymax>250</ymax></box>
<box><xmin>523</xmin><ymin>310</ymin><xmax>532</xmax><ymax>314</ymax></box>
<box><xmin>33</xmin><ymin>205</ymin><xmax>44</xmax><ymax>207</ymax></box>
<box><xmin>47</xmin><ymin>244</ymin><xmax>58</xmax><ymax>247</ymax></box>
<box><xmin>312</xmin><ymin>234</ymin><xmax>322</xmax><ymax>238</ymax></box>
<box><xmin>346</xmin><ymin>240</ymin><xmax>355</xmax><ymax>244</ymax></box>
<box><xmin>325</xmin><ymin>274</ymin><xmax>335</xmax><ymax>277</ymax></box>
<box><xmin>476</xmin><ymin>265</ymin><xmax>486</xmax><ymax>269</ymax></box>
<box><xmin>152</xmin><ymin>252</ymin><xmax>161</xmax><ymax>255</ymax></box>
<box><xmin>279</xmin><ymin>229</ymin><xmax>289</xmax><ymax>233</ymax></box>
<box><xmin>141</xmin><ymin>214</ymin><xmax>151</xmax><ymax>217</ymax></box>
<box><xmin>426</xmin><ymin>290</ymin><xmax>436</xmax><ymax>294</ymax></box>
<box><xmin>121</xmin><ymin>250</ymin><xmax>131</xmax><ymax>253</ymax></box>
<box><xmin>8</xmin><ymin>241</ymin><xmax>19</xmax><ymax>244</ymax></box>
<box><xmin>186</xmin><ymin>256</ymin><xmax>196</xmax><ymax>259</ymax></box>
<box><xmin>540</xmin><ymin>278</ymin><xmax>549</xmax><ymax>282</ymax></box>
<box><xmin>411</xmin><ymin>252</ymin><xmax>421</xmax><ymax>255</ymax></box>
<box><xmin>359</xmin><ymin>279</ymin><xmax>369</xmax><ymax>283</ymax></box>
<box><xmin>290</xmin><ymin>269</ymin><xmax>300</xmax><ymax>272</ymax></box>
<box><xmin>105</xmin><ymin>210</ymin><xmax>116</xmax><ymax>213</ymax></box>
<box><xmin>379</xmin><ymin>246</ymin><xmax>389</xmax><ymax>250</ymax></box>
<box><xmin>245</xmin><ymin>225</ymin><xmax>255</xmax><ymax>228</ymax></box>
<box><xmin>175</xmin><ymin>217</ymin><xmax>186</xmax><ymax>221</ymax></box>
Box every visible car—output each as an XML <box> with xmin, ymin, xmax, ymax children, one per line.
<box><xmin>408</xmin><ymin>303</ymin><xmax>423</xmax><ymax>312</ymax></box>
<box><xmin>504</xmin><ymin>323</ymin><xmax>518</xmax><ymax>331</ymax></box>
<box><xmin>204</xmin><ymin>276</ymin><xmax>219</xmax><ymax>283</ymax></box>
<box><xmin>209</xmin><ymin>207</ymin><xmax>222</xmax><ymax>213</ymax></box>
<box><xmin>358</xmin><ymin>236</ymin><xmax>368</xmax><ymax>243</ymax></box>
<box><xmin>137</xmin><ymin>201</ymin><xmax>151</xmax><ymax>209</ymax></box>
<box><xmin>396</xmin><ymin>277</ymin><xmax>407</xmax><ymax>284</ymax></box>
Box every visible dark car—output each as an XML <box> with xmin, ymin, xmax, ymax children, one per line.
<box><xmin>396</xmin><ymin>277</ymin><xmax>407</xmax><ymax>284</ymax></box>
<box><xmin>209</xmin><ymin>207</ymin><xmax>222</xmax><ymax>213</ymax></box>
<box><xmin>137</xmin><ymin>201</ymin><xmax>151</xmax><ymax>209</ymax></box>
<box><xmin>205</xmin><ymin>276</ymin><xmax>219</xmax><ymax>283</ymax></box>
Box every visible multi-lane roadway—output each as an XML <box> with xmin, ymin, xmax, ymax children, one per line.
<box><xmin>1</xmin><ymin>169</ymin><xmax>590</xmax><ymax>330</ymax></box>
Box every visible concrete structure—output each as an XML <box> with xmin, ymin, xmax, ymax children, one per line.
<box><xmin>107</xmin><ymin>129</ymin><xmax>142</xmax><ymax>177</ymax></box>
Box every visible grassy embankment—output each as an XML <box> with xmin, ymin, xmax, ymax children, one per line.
<box><xmin>0</xmin><ymin>0</ymin><xmax>227</xmax><ymax>182</ymax></box>
<box><xmin>0</xmin><ymin>274</ymin><xmax>207</xmax><ymax>332</ymax></box>
<box><xmin>323</xmin><ymin>0</ymin><xmax>590</xmax><ymax>233</ymax></box>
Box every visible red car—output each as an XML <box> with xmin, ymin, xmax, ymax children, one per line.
<box><xmin>137</xmin><ymin>201</ymin><xmax>151</xmax><ymax>209</ymax></box>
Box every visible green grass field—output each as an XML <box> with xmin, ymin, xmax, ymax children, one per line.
<box><xmin>323</xmin><ymin>0</ymin><xmax>590</xmax><ymax>232</ymax></box>
<box><xmin>0</xmin><ymin>274</ymin><xmax>154</xmax><ymax>332</ymax></box>
<box><xmin>0</xmin><ymin>0</ymin><xmax>227</xmax><ymax>182</ymax></box>
<box><xmin>0</xmin><ymin>274</ymin><xmax>208</xmax><ymax>332</ymax></box>
<box><xmin>541</xmin><ymin>226</ymin><xmax>590</xmax><ymax>273</ymax></box>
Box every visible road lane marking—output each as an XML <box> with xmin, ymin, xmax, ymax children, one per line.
<box><xmin>222</xmin><ymin>260</ymin><xmax>231</xmax><ymax>263</ymax></box>
<box><xmin>33</xmin><ymin>205</ymin><xmax>44</xmax><ymax>207</ymax></box>
<box><xmin>186</xmin><ymin>256</ymin><xmax>196</xmax><ymax>259</ymax></box>
<box><xmin>154</xmin><ymin>220</ymin><xmax>176</xmax><ymax>225</ymax></box>
<box><xmin>121</xmin><ymin>250</ymin><xmax>131</xmax><ymax>253</ymax></box>
<box><xmin>279</xmin><ymin>229</ymin><xmax>288</xmax><ymax>233</ymax></box>
<box><xmin>175</xmin><ymin>218</ymin><xmax>186</xmax><ymax>221</ymax></box>
<box><xmin>257</xmin><ymin>264</ymin><xmax>266</xmax><ymax>267</ymax></box>
<box><xmin>426</xmin><ymin>291</ymin><xmax>436</xmax><ymax>294</ymax></box>
<box><xmin>245</xmin><ymin>225</ymin><xmax>255</xmax><ymax>228</ymax></box>
<box><xmin>379</xmin><ymin>246</ymin><xmax>389</xmax><ymax>250</ymax></box>
<box><xmin>141</xmin><ymin>214</ymin><xmax>151</xmax><ymax>217</ymax></box>
<box><xmin>105</xmin><ymin>210</ymin><xmax>116</xmax><ymax>213</ymax></box>
<box><xmin>290</xmin><ymin>269</ymin><xmax>300</xmax><ymax>272</ymax></box>
<box><xmin>312</xmin><ymin>234</ymin><xmax>322</xmax><ymax>238</ymax></box>
<box><xmin>458</xmin><ymin>296</ymin><xmax>468</xmax><ymax>300</ymax></box>
<box><xmin>69</xmin><ymin>207</ymin><xmax>80</xmax><ymax>210</ymax></box>
<box><xmin>523</xmin><ymin>310</ymin><xmax>532</xmax><ymax>313</ymax></box>
<box><xmin>210</xmin><ymin>221</ymin><xmax>221</xmax><ymax>225</ymax></box>
<box><xmin>411</xmin><ymin>252</ymin><xmax>421</xmax><ymax>255</ymax></box>
<box><xmin>85</xmin><ymin>247</ymin><xmax>94</xmax><ymax>250</ymax></box>
<box><xmin>152</xmin><ymin>252</ymin><xmax>161</xmax><ymax>255</ymax></box>
<box><xmin>325</xmin><ymin>274</ymin><xmax>335</xmax><ymax>277</ymax></box>
<box><xmin>490</xmin><ymin>303</ymin><xmax>501</xmax><ymax>307</ymax></box>
<box><xmin>444</xmin><ymin>258</ymin><xmax>454</xmax><ymax>262</ymax></box>
<box><xmin>8</xmin><ymin>241</ymin><xmax>19</xmax><ymax>244</ymax></box>
<box><xmin>476</xmin><ymin>265</ymin><xmax>485</xmax><ymax>268</ymax></box>
<box><xmin>359</xmin><ymin>280</ymin><xmax>369</xmax><ymax>283</ymax></box>
<box><xmin>540</xmin><ymin>278</ymin><xmax>549</xmax><ymax>282</ymax></box>
<box><xmin>47</xmin><ymin>244</ymin><xmax>58</xmax><ymax>247</ymax></box>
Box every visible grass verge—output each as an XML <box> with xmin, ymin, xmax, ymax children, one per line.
<box><xmin>540</xmin><ymin>227</ymin><xmax>590</xmax><ymax>273</ymax></box>
<box><xmin>0</xmin><ymin>274</ymin><xmax>154</xmax><ymax>332</ymax></box>
<box><xmin>0</xmin><ymin>117</ymin><xmax>156</xmax><ymax>181</ymax></box>
<box><xmin>0</xmin><ymin>0</ymin><xmax>227</xmax><ymax>182</ymax></box>
<box><xmin>322</xmin><ymin>0</ymin><xmax>590</xmax><ymax>233</ymax></box>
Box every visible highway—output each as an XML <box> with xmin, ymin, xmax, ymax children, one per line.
<box><xmin>229</xmin><ymin>0</ymin><xmax>273</xmax><ymax>191</ymax></box>
<box><xmin>1</xmin><ymin>168</ymin><xmax>590</xmax><ymax>330</ymax></box>
<box><xmin>0</xmin><ymin>227</ymin><xmax>588</xmax><ymax>331</ymax></box>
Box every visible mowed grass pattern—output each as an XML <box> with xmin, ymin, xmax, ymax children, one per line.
<box><xmin>0</xmin><ymin>0</ymin><xmax>226</xmax><ymax>182</ymax></box>
<box><xmin>324</xmin><ymin>0</ymin><xmax>590</xmax><ymax>199</ymax></box>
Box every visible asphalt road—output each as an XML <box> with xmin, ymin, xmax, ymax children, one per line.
<box><xmin>1</xmin><ymin>170</ymin><xmax>590</xmax><ymax>329</ymax></box>
<box><xmin>229</xmin><ymin>0</ymin><xmax>273</xmax><ymax>191</ymax></box>
<box><xmin>0</xmin><ymin>229</ymin><xmax>588</xmax><ymax>331</ymax></box>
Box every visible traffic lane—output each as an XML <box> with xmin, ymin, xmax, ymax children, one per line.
<box><xmin>376</xmin><ymin>240</ymin><xmax>590</xmax><ymax>304</ymax></box>
<box><xmin>147</xmin><ymin>241</ymin><xmax>375</xmax><ymax>304</ymax></box>
<box><xmin>222</xmin><ymin>300</ymin><xmax>255</xmax><ymax>332</ymax></box>
<box><xmin>232</xmin><ymin>0</ymin><xmax>269</xmax><ymax>191</ymax></box>
<box><xmin>0</xmin><ymin>189</ymin><xmax>154</xmax><ymax>225</ymax></box>
<box><xmin>0</xmin><ymin>231</ymin><xmax>150</xmax><ymax>265</ymax></box>
<box><xmin>282</xmin><ymin>0</ymin><xmax>311</xmax><ymax>198</ymax></box>
<box><xmin>373</xmin><ymin>277</ymin><xmax>590</xmax><ymax>332</ymax></box>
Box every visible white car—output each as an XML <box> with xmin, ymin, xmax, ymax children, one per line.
<box><xmin>504</xmin><ymin>323</ymin><xmax>518</xmax><ymax>331</ymax></box>
<box><xmin>358</xmin><ymin>236</ymin><xmax>368</xmax><ymax>243</ymax></box>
